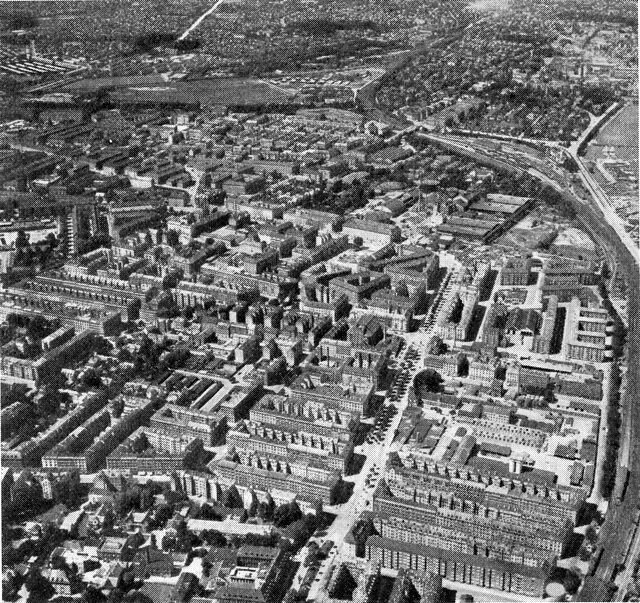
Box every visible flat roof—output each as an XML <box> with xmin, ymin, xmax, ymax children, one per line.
<box><xmin>469</xmin><ymin>201</ymin><xmax>522</xmax><ymax>214</ymax></box>
<box><xmin>486</xmin><ymin>193</ymin><xmax>531</xmax><ymax>206</ymax></box>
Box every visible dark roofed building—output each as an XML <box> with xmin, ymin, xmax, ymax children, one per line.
<box><xmin>133</xmin><ymin>545</ymin><xmax>174</xmax><ymax>578</ymax></box>
<box><xmin>366</xmin><ymin>535</ymin><xmax>549</xmax><ymax>598</ymax></box>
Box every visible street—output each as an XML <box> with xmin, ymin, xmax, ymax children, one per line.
<box><xmin>407</xmin><ymin>125</ymin><xmax>640</xmax><ymax>602</ymax></box>
<box><xmin>301</xmin><ymin>269</ymin><xmax>456</xmax><ymax>600</ymax></box>
<box><xmin>178</xmin><ymin>0</ymin><xmax>227</xmax><ymax>41</ymax></box>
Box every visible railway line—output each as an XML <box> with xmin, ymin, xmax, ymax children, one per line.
<box><xmin>355</xmin><ymin>31</ymin><xmax>465</xmax><ymax>128</ymax></box>
<box><xmin>407</xmin><ymin>127</ymin><xmax>640</xmax><ymax>602</ymax></box>
<box><xmin>355</xmin><ymin>45</ymin><xmax>639</xmax><ymax>596</ymax></box>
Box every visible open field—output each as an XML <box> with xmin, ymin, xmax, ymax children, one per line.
<box><xmin>57</xmin><ymin>74</ymin><xmax>296</xmax><ymax>106</ymax></box>
<box><xmin>60</xmin><ymin>74</ymin><xmax>170</xmax><ymax>92</ymax></box>
<box><xmin>584</xmin><ymin>102</ymin><xmax>638</xmax><ymax>212</ymax></box>
<box><xmin>109</xmin><ymin>77</ymin><xmax>296</xmax><ymax>107</ymax></box>
<box><xmin>587</xmin><ymin>102</ymin><xmax>639</xmax><ymax>165</ymax></box>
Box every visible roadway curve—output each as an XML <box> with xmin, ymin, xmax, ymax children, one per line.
<box><xmin>355</xmin><ymin>31</ymin><xmax>465</xmax><ymax>127</ymax></box>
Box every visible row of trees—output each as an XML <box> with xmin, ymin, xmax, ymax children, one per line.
<box><xmin>6</xmin><ymin>313</ymin><xmax>54</xmax><ymax>340</ymax></box>
<box><xmin>286</xmin><ymin>18</ymin><xmax>382</xmax><ymax>36</ymax></box>
<box><xmin>232</xmin><ymin>37</ymin><xmax>400</xmax><ymax>77</ymax></box>
<box><xmin>129</xmin><ymin>335</ymin><xmax>190</xmax><ymax>379</ymax></box>
<box><xmin>304</xmin><ymin>178</ymin><xmax>373</xmax><ymax>215</ymax></box>
<box><xmin>601</xmin><ymin>360</ymin><xmax>622</xmax><ymax>499</ymax></box>
<box><xmin>158</xmin><ymin>500</ymin><xmax>317</xmax><ymax>555</ymax></box>
<box><xmin>114</xmin><ymin>481</ymin><xmax>164</xmax><ymax>518</ymax></box>
<box><xmin>14</xmin><ymin>231</ymin><xmax>59</xmax><ymax>271</ymax></box>
<box><xmin>77</xmin><ymin>233</ymin><xmax>111</xmax><ymax>256</ymax></box>
<box><xmin>598</xmin><ymin>270</ymin><xmax>626</xmax><ymax>500</ymax></box>
<box><xmin>131</xmin><ymin>32</ymin><xmax>200</xmax><ymax>54</ymax></box>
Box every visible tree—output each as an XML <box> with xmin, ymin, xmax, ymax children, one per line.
<box><xmin>118</xmin><ymin>347</ymin><xmax>135</xmax><ymax>364</ymax></box>
<box><xmin>161</xmin><ymin>348</ymin><xmax>190</xmax><ymax>371</ymax></box>
<box><xmin>166</xmin><ymin>230</ymin><xmax>180</xmax><ymax>248</ymax></box>
<box><xmin>163</xmin><ymin>488</ymin><xmax>187</xmax><ymax>507</ymax></box>
<box><xmin>201</xmin><ymin>530</ymin><xmax>227</xmax><ymax>547</ymax></box>
<box><xmin>94</xmin><ymin>337</ymin><xmax>112</xmax><ymax>355</ymax></box>
<box><xmin>283</xmin><ymin>514</ymin><xmax>317</xmax><ymax>550</ymax></box>
<box><xmin>5</xmin><ymin>478</ymin><xmax>46</xmax><ymax>522</ymax></box>
<box><xmin>458</xmin><ymin>354</ymin><xmax>469</xmax><ymax>377</ymax></box>
<box><xmin>25</xmin><ymin>569</ymin><xmax>55</xmax><ymax>603</ymax></box>
<box><xmin>156</xmin><ymin>294</ymin><xmax>179</xmax><ymax>319</ymax></box>
<box><xmin>77</xmin><ymin>233</ymin><xmax>111</xmax><ymax>255</ymax></box>
<box><xmin>563</xmin><ymin>569</ymin><xmax>582</xmax><ymax>594</ymax></box>
<box><xmin>222</xmin><ymin>485</ymin><xmax>243</xmax><ymax>509</ymax></box>
<box><xmin>107</xmin><ymin>588</ymin><xmax>124</xmax><ymax>603</ymax></box>
<box><xmin>148</xmin><ymin>504</ymin><xmax>173</xmax><ymax>530</ymax></box>
<box><xmin>15</xmin><ymin>229</ymin><xmax>29</xmax><ymax>249</ymax></box>
<box><xmin>6</xmin><ymin>313</ymin><xmax>26</xmax><ymax>328</ymax></box>
<box><xmin>112</xmin><ymin>398</ymin><xmax>125</xmax><ymax>419</ymax></box>
<box><xmin>162</xmin><ymin>273</ymin><xmax>179</xmax><ymax>290</ymax></box>
<box><xmin>52</xmin><ymin>471</ymin><xmax>82</xmax><ymax>508</ymax></box>
<box><xmin>37</xmin><ymin>390</ymin><xmax>62</xmax><ymax>417</ymax></box>
<box><xmin>2</xmin><ymin>568</ymin><xmax>23</xmax><ymax>600</ymax></box>
<box><xmin>181</xmin><ymin>305</ymin><xmax>195</xmax><ymax>320</ymax></box>
<box><xmin>82</xmin><ymin>586</ymin><xmax>108</xmax><ymax>603</ymax></box>
<box><xmin>176</xmin><ymin>530</ymin><xmax>198</xmax><ymax>554</ymax></box>
<box><xmin>45</xmin><ymin>232</ymin><xmax>58</xmax><ymax>247</ymax></box>
<box><xmin>115</xmin><ymin>485</ymin><xmax>142</xmax><ymax>518</ymax></box>
<box><xmin>584</xmin><ymin>525</ymin><xmax>598</xmax><ymax>545</ymax></box>
<box><xmin>131</xmin><ymin>433</ymin><xmax>149</xmax><ymax>454</ymax></box>
<box><xmin>578</xmin><ymin>546</ymin><xmax>592</xmax><ymax>562</ymax></box>
<box><xmin>102</xmin><ymin>506</ymin><xmax>115</xmax><ymax>535</ymax></box>
<box><xmin>198</xmin><ymin>504</ymin><xmax>222</xmax><ymax>521</ymax></box>
<box><xmin>161</xmin><ymin>533</ymin><xmax>177</xmax><ymax>552</ymax></box>
<box><xmin>257</xmin><ymin>499</ymin><xmax>275</xmax><ymax>521</ymax></box>
<box><xmin>82</xmin><ymin>368</ymin><xmax>102</xmax><ymax>389</ymax></box>
<box><xmin>117</xmin><ymin>569</ymin><xmax>139</xmax><ymax>592</ymax></box>
<box><xmin>352</xmin><ymin>516</ymin><xmax>376</xmax><ymax>557</ymax></box>
<box><xmin>133</xmin><ymin>31</ymin><xmax>178</xmax><ymax>52</ymax></box>
<box><xmin>273</xmin><ymin>502</ymin><xmax>302</xmax><ymax>528</ymax></box>
<box><xmin>27</xmin><ymin>315</ymin><xmax>50</xmax><ymax>339</ymax></box>
<box><xmin>247</xmin><ymin>498</ymin><xmax>258</xmax><ymax>518</ymax></box>
<box><xmin>139</xmin><ymin>484</ymin><xmax>155</xmax><ymax>512</ymax></box>
<box><xmin>136</xmin><ymin>336</ymin><xmax>162</xmax><ymax>376</ymax></box>
<box><xmin>0</xmin><ymin>382</ymin><xmax>30</xmax><ymax>410</ymax></box>
<box><xmin>413</xmin><ymin>369</ymin><xmax>443</xmax><ymax>394</ymax></box>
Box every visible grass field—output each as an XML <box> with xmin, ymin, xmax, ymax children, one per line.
<box><xmin>584</xmin><ymin>102</ymin><xmax>638</xmax><ymax>200</ymax></box>
<box><xmin>61</xmin><ymin>75</ymin><xmax>295</xmax><ymax>107</ymax></box>
<box><xmin>61</xmin><ymin>74</ymin><xmax>170</xmax><ymax>92</ymax></box>
<box><xmin>588</xmin><ymin>102</ymin><xmax>639</xmax><ymax>164</ymax></box>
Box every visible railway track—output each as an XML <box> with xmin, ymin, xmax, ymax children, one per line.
<box><xmin>360</xmin><ymin>55</ymin><xmax>640</xmax><ymax>598</ymax></box>
<box><xmin>402</xmin><ymin>128</ymin><xmax>640</xmax><ymax>601</ymax></box>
